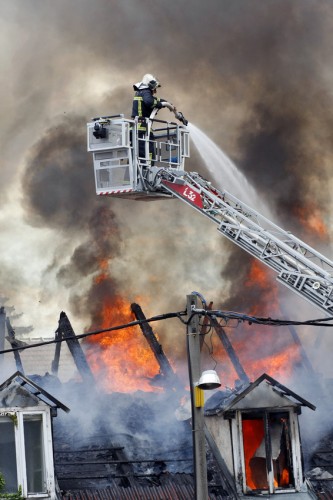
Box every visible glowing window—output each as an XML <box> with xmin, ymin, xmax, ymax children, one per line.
<box><xmin>242</xmin><ymin>411</ymin><xmax>294</xmax><ymax>493</ymax></box>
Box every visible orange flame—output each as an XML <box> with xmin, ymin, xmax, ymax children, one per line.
<box><xmin>245</xmin><ymin>260</ymin><xmax>280</xmax><ymax>316</ymax></box>
<box><xmin>293</xmin><ymin>204</ymin><xmax>328</xmax><ymax>240</ymax></box>
<box><xmin>280</xmin><ymin>468</ymin><xmax>290</xmax><ymax>486</ymax></box>
<box><xmin>211</xmin><ymin>259</ymin><xmax>303</xmax><ymax>386</ymax></box>
<box><xmin>242</xmin><ymin>419</ymin><xmax>266</xmax><ymax>490</ymax></box>
<box><xmin>247</xmin><ymin>343</ymin><xmax>301</xmax><ymax>382</ymax></box>
<box><xmin>211</xmin><ymin>331</ymin><xmax>302</xmax><ymax>389</ymax></box>
<box><xmin>84</xmin><ymin>264</ymin><xmax>161</xmax><ymax>393</ymax></box>
<box><xmin>242</xmin><ymin>418</ymin><xmax>291</xmax><ymax>490</ymax></box>
<box><xmin>86</xmin><ymin>245</ymin><xmax>304</xmax><ymax>395</ymax></box>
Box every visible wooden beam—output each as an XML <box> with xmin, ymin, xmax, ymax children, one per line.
<box><xmin>131</xmin><ymin>303</ymin><xmax>182</xmax><ymax>391</ymax></box>
<box><xmin>57</xmin><ymin>312</ymin><xmax>95</xmax><ymax>385</ymax></box>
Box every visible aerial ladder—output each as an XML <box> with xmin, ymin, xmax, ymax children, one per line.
<box><xmin>87</xmin><ymin>112</ymin><xmax>333</xmax><ymax>317</ymax></box>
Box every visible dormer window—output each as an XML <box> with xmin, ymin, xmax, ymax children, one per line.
<box><xmin>0</xmin><ymin>372</ymin><xmax>69</xmax><ymax>500</ymax></box>
<box><xmin>204</xmin><ymin>373</ymin><xmax>315</xmax><ymax>497</ymax></box>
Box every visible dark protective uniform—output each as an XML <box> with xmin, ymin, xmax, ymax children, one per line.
<box><xmin>131</xmin><ymin>88</ymin><xmax>167</xmax><ymax>160</ymax></box>
<box><xmin>131</xmin><ymin>88</ymin><xmax>166</xmax><ymax>120</ymax></box>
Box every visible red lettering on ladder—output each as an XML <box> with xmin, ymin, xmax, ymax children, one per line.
<box><xmin>162</xmin><ymin>181</ymin><xmax>203</xmax><ymax>209</ymax></box>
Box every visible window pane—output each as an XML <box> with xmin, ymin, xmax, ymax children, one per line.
<box><xmin>242</xmin><ymin>416</ymin><xmax>268</xmax><ymax>490</ymax></box>
<box><xmin>0</xmin><ymin>418</ymin><xmax>18</xmax><ymax>493</ymax></box>
<box><xmin>23</xmin><ymin>415</ymin><xmax>46</xmax><ymax>493</ymax></box>
<box><xmin>242</xmin><ymin>412</ymin><xmax>295</xmax><ymax>492</ymax></box>
<box><xmin>269</xmin><ymin>413</ymin><xmax>294</xmax><ymax>489</ymax></box>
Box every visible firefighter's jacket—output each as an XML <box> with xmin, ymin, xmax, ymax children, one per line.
<box><xmin>131</xmin><ymin>88</ymin><xmax>166</xmax><ymax>131</ymax></box>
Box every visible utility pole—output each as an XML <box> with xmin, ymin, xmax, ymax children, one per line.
<box><xmin>187</xmin><ymin>294</ymin><xmax>209</xmax><ymax>500</ymax></box>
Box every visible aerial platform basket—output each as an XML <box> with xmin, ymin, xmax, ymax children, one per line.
<box><xmin>87</xmin><ymin>114</ymin><xmax>190</xmax><ymax>200</ymax></box>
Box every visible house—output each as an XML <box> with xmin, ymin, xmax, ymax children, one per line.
<box><xmin>204</xmin><ymin>373</ymin><xmax>316</xmax><ymax>498</ymax></box>
<box><xmin>0</xmin><ymin>369</ymin><xmax>321</xmax><ymax>500</ymax></box>
<box><xmin>0</xmin><ymin>371</ymin><xmax>69</xmax><ymax>499</ymax></box>
<box><xmin>0</xmin><ymin>305</ymin><xmax>330</xmax><ymax>499</ymax></box>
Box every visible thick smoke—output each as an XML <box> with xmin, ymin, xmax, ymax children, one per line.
<box><xmin>2</xmin><ymin>0</ymin><xmax>333</xmax><ymax>383</ymax></box>
<box><xmin>21</xmin><ymin>112</ymin><xmax>227</xmax><ymax>352</ymax></box>
<box><xmin>2</xmin><ymin>1</ymin><xmax>333</xmax><ymax>480</ymax></box>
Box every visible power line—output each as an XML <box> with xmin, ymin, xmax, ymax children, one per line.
<box><xmin>196</xmin><ymin>309</ymin><xmax>333</xmax><ymax>327</ymax></box>
<box><xmin>0</xmin><ymin>311</ymin><xmax>186</xmax><ymax>355</ymax></box>
<box><xmin>1</xmin><ymin>308</ymin><xmax>332</xmax><ymax>356</ymax></box>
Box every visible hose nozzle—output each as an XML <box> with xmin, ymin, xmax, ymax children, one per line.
<box><xmin>175</xmin><ymin>111</ymin><xmax>188</xmax><ymax>126</ymax></box>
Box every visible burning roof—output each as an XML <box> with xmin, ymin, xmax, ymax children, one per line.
<box><xmin>204</xmin><ymin>373</ymin><xmax>316</xmax><ymax>417</ymax></box>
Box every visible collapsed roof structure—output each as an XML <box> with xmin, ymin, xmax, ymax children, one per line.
<box><xmin>1</xmin><ymin>303</ymin><xmax>333</xmax><ymax>499</ymax></box>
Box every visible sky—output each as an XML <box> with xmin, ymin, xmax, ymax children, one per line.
<box><xmin>1</xmin><ymin>0</ymin><xmax>333</xmax><ymax>385</ymax></box>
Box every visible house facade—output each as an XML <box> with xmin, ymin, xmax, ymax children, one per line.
<box><xmin>0</xmin><ymin>372</ymin><xmax>69</xmax><ymax>499</ymax></box>
<box><xmin>205</xmin><ymin>373</ymin><xmax>316</xmax><ymax>497</ymax></box>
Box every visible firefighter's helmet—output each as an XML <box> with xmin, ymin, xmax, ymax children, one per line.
<box><xmin>142</xmin><ymin>74</ymin><xmax>161</xmax><ymax>90</ymax></box>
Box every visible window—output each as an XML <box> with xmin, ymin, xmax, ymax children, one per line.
<box><xmin>241</xmin><ymin>411</ymin><xmax>295</xmax><ymax>494</ymax></box>
<box><xmin>24</xmin><ymin>415</ymin><xmax>45</xmax><ymax>493</ymax></box>
<box><xmin>0</xmin><ymin>417</ymin><xmax>18</xmax><ymax>493</ymax></box>
<box><xmin>0</xmin><ymin>411</ymin><xmax>50</xmax><ymax>497</ymax></box>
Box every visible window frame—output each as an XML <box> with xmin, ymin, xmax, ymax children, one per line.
<box><xmin>235</xmin><ymin>408</ymin><xmax>303</xmax><ymax>495</ymax></box>
<box><xmin>0</xmin><ymin>408</ymin><xmax>55</xmax><ymax>499</ymax></box>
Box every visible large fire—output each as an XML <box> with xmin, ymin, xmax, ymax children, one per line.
<box><xmin>85</xmin><ymin>294</ymin><xmax>161</xmax><ymax>393</ymax></box>
<box><xmin>83</xmin><ymin>246</ymin><xmax>304</xmax><ymax>395</ymax></box>
<box><xmin>247</xmin><ymin>343</ymin><xmax>301</xmax><ymax>381</ymax></box>
<box><xmin>84</xmin><ymin>263</ymin><xmax>161</xmax><ymax>393</ymax></box>
<box><xmin>245</xmin><ymin>259</ymin><xmax>279</xmax><ymax>315</ymax></box>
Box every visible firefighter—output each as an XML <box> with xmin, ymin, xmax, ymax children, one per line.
<box><xmin>131</xmin><ymin>74</ymin><xmax>176</xmax><ymax>161</ymax></box>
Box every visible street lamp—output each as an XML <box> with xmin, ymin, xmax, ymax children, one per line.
<box><xmin>186</xmin><ymin>294</ymin><xmax>221</xmax><ymax>500</ymax></box>
<box><xmin>197</xmin><ymin>370</ymin><xmax>221</xmax><ymax>390</ymax></box>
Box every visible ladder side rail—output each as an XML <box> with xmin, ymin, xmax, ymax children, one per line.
<box><xmin>275</xmin><ymin>276</ymin><xmax>333</xmax><ymax>314</ymax></box>
<box><xmin>208</xmin><ymin>203</ymin><xmax>330</xmax><ymax>280</ymax></box>
<box><xmin>184</xmin><ymin>172</ymin><xmax>333</xmax><ymax>278</ymax></box>
<box><xmin>159</xmin><ymin>175</ymin><xmax>297</xmax><ymax>275</ymax></box>
<box><xmin>215</xmin><ymin>219</ymin><xmax>333</xmax><ymax>313</ymax></box>
<box><xmin>189</xmin><ymin>174</ymin><xmax>333</xmax><ymax>296</ymax></box>
<box><xmin>160</xmin><ymin>173</ymin><xmax>333</xmax><ymax>315</ymax></box>
<box><xmin>186</xmin><ymin>171</ymin><xmax>333</xmax><ymax>270</ymax></box>
<box><xmin>162</xmin><ymin>178</ymin><xmax>321</xmax><ymax>279</ymax></box>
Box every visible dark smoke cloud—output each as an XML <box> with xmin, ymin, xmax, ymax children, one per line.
<box><xmin>21</xmin><ymin>116</ymin><xmax>126</xmax><ymax>328</ymax></box>
<box><xmin>20</xmin><ymin>111</ymin><xmax>225</xmax><ymax>348</ymax></box>
<box><xmin>3</xmin><ymin>0</ymin><xmax>333</xmax><ymax>390</ymax></box>
<box><xmin>9</xmin><ymin>0</ymin><xmax>333</xmax><ymax>235</ymax></box>
<box><xmin>1</xmin><ymin>2</ymin><xmax>332</xmax><ymax>477</ymax></box>
<box><xmin>56</xmin><ymin>207</ymin><xmax>121</xmax><ymax>289</ymax></box>
<box><xmin>237</xmin><ymin>88</ymin><xmax>333</xmax><ymax>241</ymax></box>
<box><xmin>22</xmin><ymin>115</ymin><xmax>95</xmax><ymax>231</ymax></box>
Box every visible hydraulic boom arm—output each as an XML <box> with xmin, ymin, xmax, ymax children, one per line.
<box><xmin>157</xmin><ymin>169</ymin><xmax>333</xmax><ymax>316</ymax></box>
<box><xmin>87</xmin><ymin>114</ymin><xmax>333</xmax><ymax>316</ymax></box>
